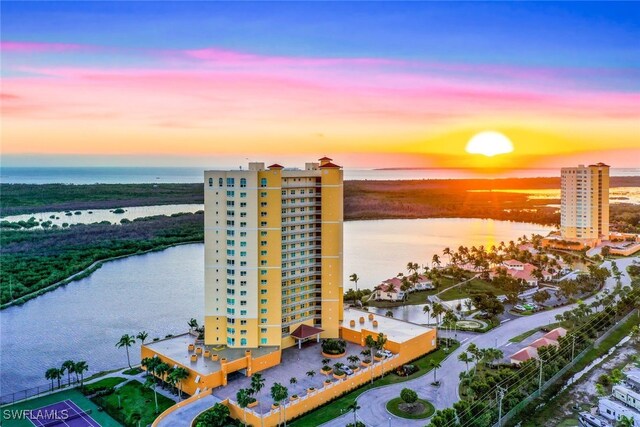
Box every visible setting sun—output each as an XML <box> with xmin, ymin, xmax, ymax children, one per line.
<box><xmin>466</xmin><ymin>131</ymin><xmax>514</xmax><ymax>157</ymax></box>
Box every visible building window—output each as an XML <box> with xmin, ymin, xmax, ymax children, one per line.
<box><xmin>218</xmin><ymin>178</ymin><xmax>224</xmax><ymax>187</ymax></box>
<box><xmin>208</xmin><ymin>177</ymin><xmax>213</xmax><ymax>187</ymax></box>
<box><xmin>227</xmin><ymin>177</ymin><xmax>235</xmax><ymax>187</ymax></box>
<box><xmin>260</xmin><ymin>178</ymin><xmax>267</xmax><ymax>187</ymax></box>
<box><xmin>240</xmin><ymin>178</ymin><xmax>247</xmax><ymax>188</ymax></box>
<box><xmin>261</xmin><ymin>338</ymin><xmax>267</xmax><ymax>345</ymax></box>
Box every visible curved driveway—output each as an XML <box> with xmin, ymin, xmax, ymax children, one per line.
<box><xmin>322</xmin><ymin>257</ymin><xmax>637</xmax><ymax>427</ymax></box>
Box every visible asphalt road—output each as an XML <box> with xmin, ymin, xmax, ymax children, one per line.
<box><xmin>322</xmin><ymin>257</ymin><xmax>637</xmax><ymax>427</ymax></box>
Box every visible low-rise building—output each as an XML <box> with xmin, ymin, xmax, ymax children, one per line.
<box><xmin>492</xmin><ymin>259</ymin><xmax>553</xmax><ymax>287</ymax></box>
<box><xmin>613</xmin><ymin>385</ymin><xmax>640</xmax><ymax>412</ymax></box>
<box><xmin>372</xmin><ymin>278</ymin><xmax>405</xmax><ymax>301</ymax></box>
<box><xmin>598</xmin><ymin>398</ymin><xmax>640</xmax><ymax>427</ymax></box>
<box><xmin>510</xmin><ymin>347</ymin><xmax>539</xmax><ymax>365</ymax></box>
<box><xmin>543</xmin><ymin>327</ymin><xmax>568</xmax><ymax>341</ymax></box>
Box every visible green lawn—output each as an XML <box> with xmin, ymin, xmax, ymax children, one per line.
<box><xmin>289</xmin><ymin>342</ymin><xmax>459</xmax><ymax>427</ymax></box>
<box><xmin>82</xmin><ymin>377</ymin><xmax>127</xmax><ymax>394</ymax></box>
<box><xmin>2</xmin><ymin>388</ymin><xmax>121</xmax><ymax>427</ymax></box>
<box><xmin>438</xmin><ymin>279</ymin><xmax>496</xmax><ymax>301</ymax></box>
<box><xmin>94</xmin><ymin>380</ymin><xmax>175</xmax><ymax>426</ymax></box>
<box><xmin>386</xmin><ymin>397</ymin><xmax>435</xmax><ymax>419</ymax></box>
<box><xmin>122</xmin><ymin>367</ymin><xmax>143</xmax><ymax>376</ymax></box>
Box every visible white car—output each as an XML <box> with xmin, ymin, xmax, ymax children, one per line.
<box><xmin>382</xmin><ymin>350</ymin><xmax>393</xmax><ymax>358</ymax></box>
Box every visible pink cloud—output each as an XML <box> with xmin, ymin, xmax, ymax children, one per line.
<box><xmin>182</xmin><ymin>47</ymin><xmax>400</xmax><ymax>68</ymax></box>
<box><xmin>0</xmin><ymin>41</ymin><xmax>88</xmax><ymax>53</ymax></box>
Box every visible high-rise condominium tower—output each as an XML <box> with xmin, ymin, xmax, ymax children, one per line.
<box><xmin>560</xmin><ymin>163</ymin><xmax>609</xmax><ymax>240</ymax></box>
<box><xmin>203</xmin><ymin>157</ymin><xmax>343</xmax><ymax>350</ymax></box>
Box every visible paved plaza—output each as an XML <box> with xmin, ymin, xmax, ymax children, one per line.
<box><xmin>213</xmin><ymin>340</ymin><xmax>367</xmax><ymax>412</ymax></box>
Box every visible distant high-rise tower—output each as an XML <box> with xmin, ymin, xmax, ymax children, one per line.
<box><xmin>560</xmin><ymin>163</ymin><xmax>609</xmax><ymax>240</ymax></box>
<box><xmin>203</xmin><ymin>157</ymin><xmax>343</xmax><ymax>350</ymax></box>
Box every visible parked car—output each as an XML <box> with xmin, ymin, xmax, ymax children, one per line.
<box><xmin>342</xmin><ymin>366</ymin><xmax>354</xmax><ymax>375</ymax></box>
<box><xmin>382</xmin><ymin>350</ymin><xmax>393</xmax><ymax>358</ymax></box>
<box><xmin>514</xmin><ymin>304</ymin><xmax>526</xmax><ymax>311</ymax></box>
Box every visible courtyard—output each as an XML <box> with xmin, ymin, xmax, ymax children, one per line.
<box><xmin>212</xmin><ymin>339</ymin><xmax>374</xmax><ymax>412</ymax></box>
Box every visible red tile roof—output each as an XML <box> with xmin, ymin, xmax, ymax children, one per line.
<box><xmin>543</xmin><ymin>327</ymin><xmax>567</xmax><ymax>341</ymax></box>
<box><xmin>380</xmin><ymin>277</ymin><xmax>403</xmax><ymax>292</ymax></box>
<box><xmin>318</xmin><ymin>156</ymin><xmax>332</xmax><ymax>161</ymax></box>
<box><xmin>319</xmin><ymin>161</ymin><xmax>341</xmax><ymax>168</ymax></box>
<box><xmin>268</xmin><ymin>164</ymin><xmax>284</xmax><ymax>169</ymax></box>
<box><xmin>530</xmin><ymin>337</ymin><xmax>559</xmax><ymax>349</ymax></box>
<box><xmin>510</xmin><ymin>347</ymin><xmax>538</xmax><ymax>362</ymax></box>
<box><xmin>290</xmin><ymin>324</ymin><xmax>324</xmax><ymax>339</ymax></box>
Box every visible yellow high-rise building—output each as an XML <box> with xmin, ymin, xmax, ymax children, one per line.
<box><xmin>560</xmin><ymin>163</ymin><xmax>610</xmax><ymax>241</ymax></box>
<box><xmin>203</xmin><ymin>157</ymin><xmax>343</xmax><ymax>350</ymax></box>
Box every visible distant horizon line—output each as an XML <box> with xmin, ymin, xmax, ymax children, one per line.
<box><xmin>3</xmin><ymin>166</ymin><xmax>639</xmax><ymax>171</ymax></box>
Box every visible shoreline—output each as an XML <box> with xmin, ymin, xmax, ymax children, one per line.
<box><xmin>2</xmin><ymin>176</ymin><xmax>639</xmax><ymax>216</ymax></box>
<box><xmin>0</xmin><ymin>240</ymin><xmax>202</xmax><ymax>310</ymax></box>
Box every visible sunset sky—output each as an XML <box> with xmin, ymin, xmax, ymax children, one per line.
<box><xmin>1</xmin><ymin>2</ymin><xmax>639</xmax><ymax>168</ymax></box>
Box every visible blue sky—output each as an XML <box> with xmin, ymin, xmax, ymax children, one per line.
<box><xmin>3</xmin><ymin>1</ymin><xmax>639</xmax><ymax>68</ymax></box>
<box><xmin>2</xmin><ymin>1</ymin><xmax>639</xmax><ymax>168</ymax></box>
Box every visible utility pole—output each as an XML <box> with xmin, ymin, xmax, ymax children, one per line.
<box><xmin>497</xmin><ymin>386</ymin><xmax>506</xmax><ymax>426</ymax></box>
<box><xmin>538</xmin><ymin>358</ymin><xmax>544</xmax><ymax>396</ymax></box>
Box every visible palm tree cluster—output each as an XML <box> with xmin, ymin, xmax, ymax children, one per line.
<box><xmin>140</xmin><ymin>356</ymin><xmax>189</xmax><ymax>400</ymax></box>
<box><xmin>45</xmin><ymin>360</ymin><xmax>89</xmax><ymax>391</ymax></box>
<box><xmin>428</xmin><ymin>280</ymin><xmax>640</xmax><ymax>427</ymax></box>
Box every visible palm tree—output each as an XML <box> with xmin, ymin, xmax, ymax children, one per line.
<box><xmin>347</xmin><ymin>355</ymin><xmax>360</xmax><ymax>366</ymax></box>
<box><xmin>385</xmin><ymin>310</ymin><xmax>393</xmax><ymax>318</ymax></box>
<box><xmin>423</xmin><ymin>304</ymin><xmax>431</xmax><ymax>326</ymax></box>
<box><xmin>61</xmin><ymin>360</ymin><xmax>75</xmax><ymax>386</ymax></box>
<box><xmin>347</xmin><ymin>402</ymin><xmax>360</xmax><ymax>426</ymax></box>
<box><xmin>306</xmin><ymin>370</ymin><xmax>316</xmax><ymax>379</ymax></box>
<box><xmin>250</xmin><ymin>373</ymin><xmax>266</xmax><ymax>427</ymax></box>
<box><xmin>236</xmin><ymin>388</ymin><xmax>252</xmax><ymax>426</ymax></box>
<box><xmin>349</xmin><ymin>273</ymin><xmax>360</xmax><ymax>292</ymax></box>
<box><xmin>136</xmin><ymin>331</ymin><xmax>149</xmax><ymax>345</ymax></box>
<box><xmin>171</xmin><ymin>367</ymin><xmax>189</xmax><ymax>399</ymax></box>
<box><xmin>458</xmin><ymin>352</ymin><xmax>472</xmax><ymax>374</ymax></box>
<box><xmin>144</xmin><ymin>376</ymin><xmax>160</xmax><ymax>414</ymax></box>
<box><xmin>45</xmin><ymin>368</ymin><xmax>59</xmax><ymax>391</ymax></box>
<box><xmin>270</xmin><ymin>382</ymin><xmax>289</xmax><ymax>427</ymax></box>
<box><xmin>432</xmin><ymin>254</ymin><xmax>441</xmax><ymax>268</ymax></box>
<box><xmin>155</xmin><ymin>362</ymin><xmax>170</xmax><ymax>388</ymax></box>
<box><xmin>289</xmin><ymin>377</ymin><xmax>297</xmax><ymax>386</ymax></box>
<box><xmin>188</xmin><ymin>318</ymin><xmax>199</xmax><ymax>332</ymax></box>
<box><xmin>617</xmin><ymin>415</ymin><xmax>635</xmax><ymax>427</ymax></box>
<box><xmin>430</xmin><ymin>361</ymin><xmax>442</xmax><ymax>384</ymax></box>
<box><xmin>365</xmin><ymin>335</ymin><xmax>377</xmax><ymax>384</ymax></box>
<box><xmin>74</xmin><ymin>361</ymin><xmax>89</xmax><ymax>386</ymax></box>
<box><xmin>432</xmin><ymin>302</ymin><xmax>445</xmax><ymax>325</ymax></box>
<box><xmin>116</xmin><ymin>334</ymin><xmax>136</xmax><ymax>369</ymax></box>
<box><xmin>442</xmin><ymin>247</ymin><xmax>452</xmax><ymax>264</ymax></box>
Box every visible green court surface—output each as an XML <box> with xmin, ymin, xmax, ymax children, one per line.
<box><xmin>2</xmin><ymin>388</ymin><xmax>121</xmax><ymax>426</ymax></box>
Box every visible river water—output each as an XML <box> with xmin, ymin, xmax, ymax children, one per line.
<box><xmin>0</xmin><ymin>218</ymin><xmax>552</xmax><ymax>396</ymax></box>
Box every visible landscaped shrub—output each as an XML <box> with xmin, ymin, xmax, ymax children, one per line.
<box><xmin>321</xmin><ymin>338</ymin><xmax>346</xmax><ymax>355</ymax></box>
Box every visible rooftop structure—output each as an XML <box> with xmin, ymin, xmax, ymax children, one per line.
<box><xmin>341</xmin><ymin>308</ymin><xmax>435</xmax><ymax>344</ymax></box>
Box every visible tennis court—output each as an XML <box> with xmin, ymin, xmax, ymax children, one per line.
<box><xmin>27</xmin><ymin>399</ymin><xmax>100</xmax><ymax>427</ymax></box>
<box><xmin>2</xmin><ymin>389</ymin><xmax>120</xmax><ymax>427</ymax></box>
